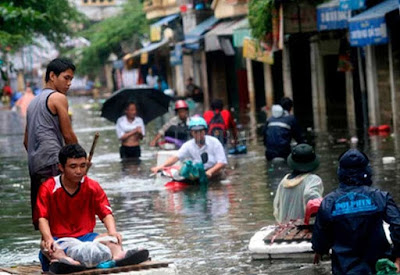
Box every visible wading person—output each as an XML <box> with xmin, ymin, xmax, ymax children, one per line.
<box><xmin>150</xmin><ymin>100</ymin><xmax>190</xmax><ymax>147</ymax></box>
<box><xmin>24</xmin><ymin>58</ymin><xmax>78</xmax><ymax>229</ymax></box>
<box><xmin>203</xmin><ymin>99</ymin><xmax>238</xmax><ymax>145</ymax></box>
<box><xmin>280</xmin><ymin>97</ymin><xmax>293</xmax><ymax>116</ymax></box>
<box><xmin>116</xmin><ymin>102</ymin><xmax>145</xmax><ymax>160</ymax></box>
<box><xmin>312</xmin><ymin>149</ymin><xmax>400</xmax><ymax>274</ymax></box>
<box><xmin>15</xmin><ymin>83</ymin><xmax>35</xmax><ymax>117</ymax></box>
<box><xmin>263</xmin><ymin>104</ymin><xmax>304</xmax><ymax>161</ymax></box>
<box><xmin>151</xmin><ymin>116</ymin><xmax>227</xmax><ymax>179</ymax></box>
<box><xmin>185</xmin><ymin>77</ymin><xmax>203</xmax><ymax>114</ymax></box>
<box><xmin>35</xmin><ymin>144</ymin><xmax>149</xmax><ymax>273</ymax></box>
<box><xmin>273</xmin><ymin>143</ymin><xmax>323</xmax><ymax>223</ymax></box>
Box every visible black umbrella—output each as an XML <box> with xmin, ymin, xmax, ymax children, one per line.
<box><xmin>101</xmin><ymin>87</ymin><xmax>172</xmax><ymax>124</ymax></box>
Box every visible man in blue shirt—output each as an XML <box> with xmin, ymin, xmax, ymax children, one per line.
<box><xmin>263</xmin><ymin>104</ymin><xmax>304</xmax><ymax>161</ymax></box>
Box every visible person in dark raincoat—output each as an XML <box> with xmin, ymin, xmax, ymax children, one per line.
<box><xmin>312</xmin><ymin>149</ymin><xmax>400</xmax><ymax>274</ymax></box>
<box><xmin>263</xmin><ymin>104</ymin><xmax>304</xmax><ymax>161</ymax></box>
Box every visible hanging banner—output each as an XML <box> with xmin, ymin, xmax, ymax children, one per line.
<box><xmin>140</xmin><ymin>52</ymin><xmax>148</xmax><ymax>65</ymax></box>
<box><xmin>150</xmin><ymin>25</ymin><xmax>162</xmax><ymax>42</ymax></box>
<box><xmin>242</xmin><ymin>38</ymin><xmax>273</xmax><ymax>64</ymax></box>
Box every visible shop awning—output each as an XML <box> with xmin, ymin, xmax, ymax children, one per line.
<box><xmin>348</xmin><ymin>0</ymin><xmax>398</xmax><ymax>46</ymax></box>
<box><xmin>232</xmin><ymin>19</ymin><xmax>251</xmax><ymax>48</ymax></box>
<box><xmin>183</xmin><ymin>16</ymin><xmax>219</xmax><ymax>50</ymax></box>
<box><xmin>140</xmin><ymin>39</ymin><xmax>169</xmax><ymax>54</ymax></box>
<box><xmin>204</xmin><ymin>18</ymin><xmax>246</xmax><ymax>53</ymax></box>
<box><xmin>317</xmin><ymin>0</ymin><xmax>351</xmax><ymax>31</ymax></box>
<box><xmin>150</xmin><ymin>14</ymin><xmax>180</xmax><ymax>42</ymax></box>
<box><xmin>339</xmin><ymin>0</ymin><xmax>365</xmax><ymax>11</ymax></box>
<box><xmin>151</xmin><ymin>13</ymin><xmax>179</xmax><ymax>27</ymax></box>
<box><xmin>123</xmin><ymin>39</ymin><xmax>169</xmax><ymax>62</ymax></box>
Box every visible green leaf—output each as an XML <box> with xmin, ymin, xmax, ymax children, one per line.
<box><xmin>71</xmin><ymin>0</ymin><xmax>148</xmax><ymax>76</ymax></box>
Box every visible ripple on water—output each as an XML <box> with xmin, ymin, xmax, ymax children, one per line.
<box><xmin>1</xmin><ymin>98</ymin><xmax>384</xmax><ymax>274</ymax></box>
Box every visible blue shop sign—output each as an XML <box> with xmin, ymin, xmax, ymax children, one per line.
<box><xmin>317</xmin><ymin>3</ymin><xmax>350</xmax><ymax>31</ymax></box>
<box><xmin>339</xmin><ymin>0</ymin><xmax>365</xmax><ymax>10</ymax></box>
<box><xmin>348</xmin><ymin>0</ymin><xmax>398</xmax><ymax>46</ymax></box>
<box><xmin>349</xmin><ymin>17</ymin><xmax>387</xmax><ymax>46</ymax></box>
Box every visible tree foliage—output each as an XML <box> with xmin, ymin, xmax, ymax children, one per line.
<box><xmin>248</xmin><ymin>0</ymin><xmax>274</xmax><ymax>42</ymax></box>
<box><xmin>0</xmin><ymin>1</ymin><xmax>85</xmax><ymax>53</ymax></box>
<box><xmin>73</xmin><ymin>0</ymin><xmax>148</xmax><ymax>76</ymax></box>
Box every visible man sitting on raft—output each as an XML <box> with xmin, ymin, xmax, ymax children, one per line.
<box><xmin>151</xmin><ymin>116</ymin><xmax>227</xmax><ymax>179</ymax></box>
<box><xmin>34</xmin><ymin>144</ymin><xmax>149</xmax><ymax>273</ymax></box>
<box><xmin>273</xmin><ymin>143</ymin><xmax>323</xmax><ymax>223</ymax></box>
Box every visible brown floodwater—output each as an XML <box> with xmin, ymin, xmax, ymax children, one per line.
<box><xmin>1</xmin><ymin>96</ymin><xmax>399</xmax><ymax>274</ymax></box>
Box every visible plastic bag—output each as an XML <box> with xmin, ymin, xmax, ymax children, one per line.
<box><xmin>179</xmin><ymin>160</ymin><xmax>208</xmax><ymax>185</ymax></box>
<box><xmin>376</xmin><ymin>258</ymin><xmax>398</xmax><ymax>275</ymax></box>
<box><xmin>161</xmin><ymin>165</ymin><xmax>185</xmax><ymax>181</ymax></box>
<box><xmin>55</xmin><ymin>237</ymin><xmax>112</xmax><ymax>268</ymax></box>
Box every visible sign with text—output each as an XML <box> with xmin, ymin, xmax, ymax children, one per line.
<box><xmin>317</xmin><ymin>3</ymin><xmax>350</xmax><ymax>30</ymax></box>
<box><xmin>349</xmin><ymin>17</ymin><xmax>388</xmax><ymax>46</ymax></box>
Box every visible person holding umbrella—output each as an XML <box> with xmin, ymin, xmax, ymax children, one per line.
<box><xmin>116</xmin><ymin>102</ymin><xmax>145</xmax><ymax>160</ymax></box>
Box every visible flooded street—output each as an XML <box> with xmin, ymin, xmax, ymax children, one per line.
<box><xmin>1</xmin><ymin>96</ymin><xmax>400</xmax><ymax>274</ymax></box>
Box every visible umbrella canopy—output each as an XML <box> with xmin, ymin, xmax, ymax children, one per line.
<box><xmin>101</xmin><ymin>87</ymin><xmax>172</xmax><ymax>124</ymax></box>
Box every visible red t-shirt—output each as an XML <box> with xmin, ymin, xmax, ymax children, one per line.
<box><xmin>203</xmin><ymin>109</ymin><xmax>236</xmax><ymax>130</ymax></box>
<box><xmin>34</xmin><ymin>175</ymin><xmax>113</xmax><ymax>238</ymax></box>
<box><xmin>3</xmin><ymin>85</ymin><xmax>12</xmax><ymax>96</ymax></box>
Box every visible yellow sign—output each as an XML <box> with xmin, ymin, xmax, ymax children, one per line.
<box><xmin>140</xmin><ymin>52</ymin><xmax>148</xmax><ymax>64</ymax></box>
<box><xmin>242</xmin><ymin>38</ymin><xmax>273</xmax><ymax>64</ymax></box>
<box><xmin>150</xmin><ymin>25</ymin><xmax>162</xmax><ymax>42</ymax></box>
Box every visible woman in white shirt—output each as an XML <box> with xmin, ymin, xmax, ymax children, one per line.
<box><xmin>116</xmin><ymin>102</ymin><xmax>145</xmax><ymax>159</ymax></box>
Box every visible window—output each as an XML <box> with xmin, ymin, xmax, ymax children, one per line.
<box><xmin>81</xmin><ymin>0</ymin><xmax>115</xmax><ymax>5</ymax></box>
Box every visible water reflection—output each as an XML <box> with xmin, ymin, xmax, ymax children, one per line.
<box><xmin>1</xmin><ymin>97</ymin><xmax>400</xmax><ymax>274</ymax></box>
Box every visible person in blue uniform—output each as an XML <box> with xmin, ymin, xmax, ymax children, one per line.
<box><xmin>263</xmin><ymin>104</ymin><xmax>303</xmax><ymax>161</ymax></box>
<box><xmin>312</xmin><ymin>149</ymin><xmax>400</xmax><ymax>274</ymax></box>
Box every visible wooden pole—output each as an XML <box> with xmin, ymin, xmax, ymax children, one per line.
<box><xmin>282</xmin><ymin>43</ymin><xmax>293</xmax><ymax>100</ymax></box>
<box><xmin>87</xmin><ymin>132</ymin><xmax>100</xmax><ymax>173</ymax></box>
<box><xmin>310</xmin><ymin>40</ymin><xmax>321</xmax><ymax>132</ymax></box>
<box><xmin>264</xmin><ymin>63</ymin><xmax>274</xmax><ymax>117</ymax></box>
<box><xmin>345</xmin><ymin>71</ymin><xmax>356</xmax><ymax>136</ymax></box>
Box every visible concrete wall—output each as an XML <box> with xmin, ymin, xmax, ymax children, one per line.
<box><xmin>375</xmin><ymin>44</ymin><xmax>392</xmax><ymax>126</ymax></box>
<box><xmin>208</xmin><ymin>52</ymin><xmax>228</xmax><ymax>105</ymax></box>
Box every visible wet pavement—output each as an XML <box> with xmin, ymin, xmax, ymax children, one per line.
<box><xmin>0</xmin><ymin>97</ymin><xmax>399</xmax><ymax>274</ymax></box>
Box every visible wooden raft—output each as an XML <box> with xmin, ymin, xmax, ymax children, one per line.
<box><xmin>0</xmin><ymin>260</ymin><xmax>170</xmax><ymax>274</ymax></box>
<box><xmin>264</xmin><ymin>225</ymin><xmax>313</xmax><ymax>244</ymax></box>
